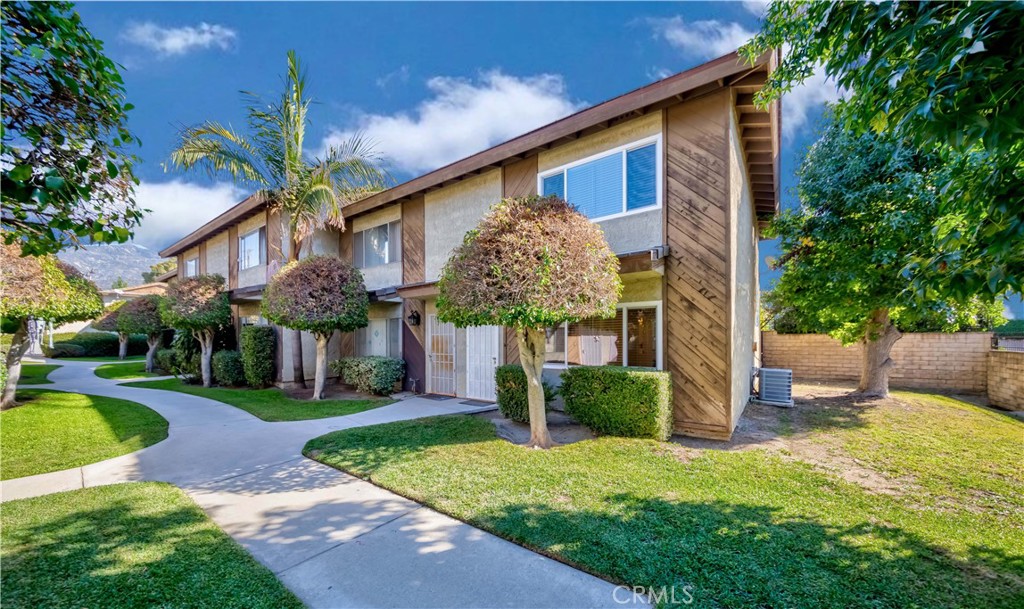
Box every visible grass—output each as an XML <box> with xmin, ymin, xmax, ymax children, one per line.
<box><xmin>0</xmin><ymin>482</ymin><xmax>303</xmax><ymax>609</ymax></box>
<box><xmin>123</xmin><ymin>377</ymin><xmax>392</xmax><ymax>422</ymax></box>
<box><xmin>59</xmin><ymin>355</ymin><xmax>146</xmax><ymax>362</ymax></box>
<box><xmin>94</xmin><ymin>361</ymin><xmax>159</xmax><ymax>380</ymax></box>
<box><xmin>17</xmin><ymin>364</ymin><xmax>59</xmax><ymax>385</ymax></box>
<box><xmin>305</xmin><ymin>391</ymin><xmax>1024</xmax><ymax>609</ymax></box>
<box><xmin>1</xmin><ymin>390</ymin><xmax>168</xmax><ymax>480</ymax></box>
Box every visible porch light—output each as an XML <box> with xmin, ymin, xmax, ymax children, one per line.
<box><xmin>407</xmin><ymin>310</ymin><xmax>421</xmax><ymax>326</ymax></box>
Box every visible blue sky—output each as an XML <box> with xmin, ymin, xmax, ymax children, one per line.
<box><xmin>75</xmin><ymin>1</ymin><xmax>839</xmax><ymax>289</ymax></box>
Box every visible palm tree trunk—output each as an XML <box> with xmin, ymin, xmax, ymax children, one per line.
<box><xmin>517</xmin><ymin>326</ymin><xmax>554</xmax><ymax>449</ymax></box>
<box><xmin>2</xmin><ymin>319</ymin><xmax>31</xmax><ymax>410</ymax></box>
<box><xmin>289</xmin><ymin>235</ymin><xmax>306</xmax><ymax>388</ymax></box>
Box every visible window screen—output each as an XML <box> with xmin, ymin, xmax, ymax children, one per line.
<box><xmin>626</xmin><ymin>144</ymin><xmax>657</xmax><ymax>211</ymax></box>
<box><xmin>542</xmin><ymin>173</ymin><xmax>565</xmax><ymax>199</ymax></box>
<box><xmin>239</xmin><ymin>227</ymin><xmax>265</xmax><ymax>269</ymax></box>
<box><xmin>354</xmin><ymin>221</ymin><xmax>401</xmax><ymax>268</ymax></box>
<box><xmin>566</xmin><ymin>153</ymin><xmax>623</xmax><ymax>219</ymax></box>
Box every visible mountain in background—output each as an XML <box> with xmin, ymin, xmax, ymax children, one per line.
<box><xmin>58</xmin><ymin>243</ymin><xmax>168</xmax><ymax>289</ymax></box>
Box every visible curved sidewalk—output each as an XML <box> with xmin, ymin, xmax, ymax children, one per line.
<box><xmin>1</xmin><ymin>359</ymin><xmax>640</xmax><ymax>609</ymax></box>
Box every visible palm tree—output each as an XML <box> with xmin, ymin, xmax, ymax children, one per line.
<box><xmin>168</xmin><ymin>50</ymin><xmax>389</xmax><ymax>387</ymax></box>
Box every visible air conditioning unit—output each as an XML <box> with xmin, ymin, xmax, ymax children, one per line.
<box><xmin>757</xmin><ymin>368</ymin><xmax>794</xmax><ymax>408</ymax></box>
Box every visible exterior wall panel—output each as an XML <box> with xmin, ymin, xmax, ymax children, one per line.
<box><xmin>424</xmin><ymin>169</ymin><xmax>502</xmax><ymax>281</ymax></box>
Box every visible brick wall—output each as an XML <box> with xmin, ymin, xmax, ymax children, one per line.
<box><xmin>762</xmin><ymin>332</ymin><xmax>992</xmax><ymax>393</ymax></box>
<box><xmin>988</xmin><ymin>351</ymin><xmax>1024</xmax><ymax>411</ymax></box>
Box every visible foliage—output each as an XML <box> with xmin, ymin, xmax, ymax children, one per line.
<box><xmin>744</xmin><ymin>1</ymin><xmax>1024</xmax><ymax>298</ymax></box>
<box><xmin>494</xmin><ymin>364</ymin><xmax>556</xmax><ymax>424</ymax></box>
<box><xmin>262</xmin><ymin>256</ymin><xmax>368</xmax><ymax>336</ymax></box>
<box><xmin>111</xmin><ymin>276</ymin><xmax>128</xmax><ymax>289</ymax></box>
<box><xmin>0</xmin><ymin>243</ymin><xmax>103</xmax><ymax>325</ymax></box>
<box><xmin>43</xmin><ymin>343</ymin><xmax>85</xmax><ymax>358</ymax></box>
<box><xmin>168</xmin><ymin>331</ymin><xmax>201</xmax><ymax>382</ymax></box>
<box><xmin>760</xmin><ymin>289</ymin><xmax>825</xmax><ymax>334</ymax></box>
<box><xmin>0</xmin><ymin>1</ymin><xmax>142</xmax><ymax>256</ymax></box>
<box><xmin>91</xmin><ymin>300</ymin><xmax>125</xmax><ymax>332</ymax></box>
<box><xmin>116</xmin><ymin>296</ymin><xmax>165</xmax><ymax>338</ymax></box>
<box><xmin>141</xmin><ymin>260</ymin><xmax>176</xmax><ymax>283</ymax></box>
<box><xmin>125</xmin><ymin>379</ymin><xmax>391</xmax><ymax>422</ymax></box>
<box><xmin>155</xmin><ymin>349</ymin><xmax>176</xmax><ymax>374</ymax></box>
<box><xmin>43</xmin><ymin>333</ymin><xmax>148</xmax><ymax>358</ymax></box>
<box><xmin>211</xmin><ymin>350</ymin><xmax>246</xmax><ymax>387</ymax></box>
<box><xmin>560</xmin><ymin>366</ymin><xmax>673</xmax><ymax>440</ymax></box>
<box><xmin>159</xmin><ymin>275</ymin><xmax>230</xmax><ymax>334</ymax></box>
<box><xmin>331</xmin><ymin>356</ymin><xmax>405</xmax><ymax>396</ymax></box>
<box><xmin>438</xmin><ymin>196</ymin><xmax>621</xmax><ymax>329</ymax></box>
<box><xmin>994</xmin><ymin>319</ymin><xmax>1024</xmax><ymax>337</ymax></box>
<box><xmin>240</xmin><ymin>325</ymin><xmax>276</xmax><ymax>388</ymax></box>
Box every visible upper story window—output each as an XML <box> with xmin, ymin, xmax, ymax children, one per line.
<box><xmin>538</xmin><ymin>136</ymin><xmax>661</xmax><ymax>221</ymax></box>
<box><xmin>239</xmin><ymin>227</ymin><xmax>266</xmax><ymax>270</ymax></box>
<box><xmin>184</xmin><ymin>257</ymin><xmax>199</xmax><ymax>277</ymax></box>
<box><xmin>353</xmin><ymin>220</ymin><xmax>401</xmax><ymax>269</ymax></box>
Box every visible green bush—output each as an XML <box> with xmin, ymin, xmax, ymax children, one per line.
<box><xmin>169</xmin><ymin>332</ymin><xmax>201</xmax><ymax>383</ymax></box>
<box><xmin>331</xmin><ymin>356</ymin><xmax>404</xmax><ymax>396</ymax></box>
<box><xmin>240</xmin><ymin>326</ymin><xmax>276</xmax><ymax>388</ymax></box>
<box><xmin>212</xmin><ymin>350</ymin><xmax>247</xmax><ymax>387</ymax></box>
<box><xmin>155</xmin><ymin>348</ymin><xmax>176</xmax><ymax>374</ymax></box>
<box><xmin>43</xmin><ymin>332</ymin><xmax>149</xmax><ymax>357</ymax></box>
<box><xmin>44</xmin><ymin>343</ymin><xmax>86</xmax><ymax>358</ymax></box>
<box><xmin>494</xmin><ymin>364</ymin><xmax>556</xmax><ymax>424</ymax></box>
<box><xmin>560</xmin><ymin>366</ymin><xmax>673</xmax><ymax>440</ymax></box>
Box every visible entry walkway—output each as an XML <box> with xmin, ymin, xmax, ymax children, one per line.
<box><xmin>1</xmin><ymin>359</ymin><xmax>637</xmax><ymax>608</ymax></box>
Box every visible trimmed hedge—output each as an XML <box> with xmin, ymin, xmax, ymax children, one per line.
<box><xmin>560</xmin><ymin>366</ymin><xmax>673</xmax><ymax>440</ymax></box>
<box><xmin>155</xmin><ymin>348</ymin><xmax>176</xmax><ymax>374</ymax></box>
<box><xmin>212</xmin><ymin>350</ymin><xmax>247</xmax><ymax>387</ymax></box>
<box><xmin>494</xmin><ymin>364</ymin><xmax>556</xmax><ymax>424</ymax></box>
<box><xmin>240</xmin><ymin>326</ymin><xmax>276</xmax><ymax>388</ymax></box>
<box><xmin>45</xmin><ymin>343</ymin><xmax>86</xmax><ymax>358</ymax></box>
<box><xmin>331</xmin><ymin>356</ymin><xmax>404</xmax><ymax>396</ymax></box>
<box><xmin>44</xmin><ymin>332</ymin><xmax>149</xmax><ymax>357</ymax></box>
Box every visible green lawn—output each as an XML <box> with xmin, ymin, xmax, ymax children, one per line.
<box><xmin>305</xmin><ymin>391</ymin><xmax>1024</xmax><ymax>609</ymax></box>
<box><xmin>94</xmin><ymin>361</ymin><xmax>159</xmax><ymax>380</ymax></box>
<box><xmin>17</xmin><ymin>364</ymin><xmax>59</xmax><ymax>385</ymax></box>
<box><xmin>1</xmin><ymin>390</ymin><xmax>168</xmax><ymax>480</ymax></box>
<box><xmin>123</xmin><ymin>378</ymin><xmax>392</xmax><ymax>422</ymax></box>
<box><xmin>0</xmin><ymin>482</ymin><xmax>303</xmax><ymax>609</ymax></box>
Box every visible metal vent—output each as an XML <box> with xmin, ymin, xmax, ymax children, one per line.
<box><xmin>758</xmin><ymin>368</ymin><xmax>794</xmax><ymax>407</ymax></box>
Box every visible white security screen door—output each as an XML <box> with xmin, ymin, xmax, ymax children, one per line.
<box><xmin>466</xmin><ymin>325</ymin><xmax>500</xmax><ymax>401</ymax></box>
<box><xmin>427</xmin><ymin>314</ymin><xmax>456</xmax><ymax>395</ymax></box>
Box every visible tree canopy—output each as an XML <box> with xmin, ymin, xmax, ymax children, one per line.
<box><xmin>0</xmin><ymin>243</ymin><xmax>103</xmax><ymax>325</ymax></box>
<box><xmin>92</xmin><ymin>300</ymin><xmax>126</xmax><ymax>332</ymax></box>
<box><xmin>142</xmin><ymin>260</ymin><xmax>176</xmax><ymax>283</ymax></box>
<box><xmin>262</xmin><ymin>256</ymin><xmax>368</xmax><ymax>336</ymax></box>
<box><xmin>117</xmin><ymin>296</ymin><xmax>164</xmax><ymax>338</ymax></box>
<box><xmin>1</xmin><ymin>1</ymin><xmax>142</xmax><ymax>256</ymax></box>
<box><xmin>743</xmin><ymin>1</ymin><xmax>1023</xmax><ymax>298</ymax></box>
<box><xmin>160</xmin><ymin>275</ymin><xmax>230</xmax><ymax>333</ymax></box>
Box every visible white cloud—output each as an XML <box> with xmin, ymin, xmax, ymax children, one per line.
<box><xmin>321</xmin><ymin>71</ymin><xmax>583</xmax><ymax>175</ymax></box>
<box><xmin>130</xmin><ymin>180</ymin><xmax>245</xmax><ymax>250</ymax></box>
<box><xmin>648</xmin><ymin>16</ymin><xmax>755</xmax><ymax>59</ymax></box>
<box><xmin>742</xmin><ymin>1</ymin><xmax>771</xmax><ymax>17</ymax></box>
<box><xmin>122</xmin><ymin>22</ymin><xmax>237</xmax><ymax>57</ymax></box>
<box><xmin>376</xmin><ymin>65</ymin><xmax>410</xmax><ymax>90</ymax></box>
<box><xmin>781</xmin><ymin>67</ymin><xmax>842</xmax><ymax>135</ymax></box>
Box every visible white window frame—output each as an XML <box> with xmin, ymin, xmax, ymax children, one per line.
<box><xmin>543</xmin><ymin>301</ymin><xmax>663</xmax><ymax>370</ymax></box>
<box><xmin>238</xmin><ymin>227</ymin><xmax>265</xmax><ymax>270</ymax></box>
<box><xmin>184</xmin><ymin>257</ymin><xmax>199</xmax><ymax>277</ymax></box>
<box><xmin>353</xmin><ymin>220</ymin><xmax>401</xmax><ymax>269</ymax></box>
<box><xmin>537</xmin><ymin>134</ymin><xmax>663</xmax><ymax>223</ymax></box>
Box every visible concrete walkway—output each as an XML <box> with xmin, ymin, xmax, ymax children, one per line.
<box><xmin>2</xmin><ymin>359</ymin><xmax>638</xmax><ymax>608</ymax></box>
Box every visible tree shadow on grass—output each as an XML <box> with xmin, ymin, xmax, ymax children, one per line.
<box><xmin>472</xmin><ymin>495</ymin><xmax>1024</xmax><ymax>609</ymax></box>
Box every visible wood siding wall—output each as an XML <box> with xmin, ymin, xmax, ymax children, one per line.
<box><xmin>401</xmin><ymin>195</ymin><xmax>427</xmax><ymax>390</ymax></box>
<box><xmin>227</xmin><ymin>225</ymin><xmax>238</xmax><ymax>289</ymax></box>
<box><xmin>664</xmin><ymin>92</ymin><xmax>734</xmax><ymax>439</ymax></box>
<box><xmin>198</xmin><ymin>242</ymin><xmax>207</xmax><ymax>275</ymax></box>
<box><xmin>500</xmin><ymin>157</ymin><xmax>538</xmax><ymax>365</ymax></box>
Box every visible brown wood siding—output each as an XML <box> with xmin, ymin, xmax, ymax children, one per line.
<box><xmin>664</xmin><ymin>92</ymin><xmax>733</xmax><ymax>439</ymax></box>
<box><xmin>266</xmin><ymin>209</ymin><xmax>284</xmax><ymax>264</ymax></box>
<box><xmin>499</xmin><ymin>158</ymin><xmax>537</xmax><ymax>366</ymax></box>
<box><xmin>198</xmin><ymin>242</ymin><xmax>207</xmax><ymax>275</ymax></box>
<box><xmin>400</xmin><ymin>196</ymin><xmax>426</xmax><ymax>389</ymax></box>
<box><xmin>402</xmin><ymin>196</ymin><xmax>425</xmax><ymax>284</ymax></box>
<box><xmin>227</xmin><ymin>225</ymin><xmax>238</xmax><ymax>289</ymax></box>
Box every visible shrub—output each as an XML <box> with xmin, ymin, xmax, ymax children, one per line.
<box><xmin>43</xmin><ymin>332</ymin><xmax>149</xmax><ymax>357</ymax></box>
<box><xmin>560</xmin><ymin>366</ymin><xmax>673</xmax><ymax>440</ymax></box>
<box><xmin>331</xmin><ymin>356</ymin><xmax>404</xmax><ymax>396</ymax></box>
<box><xmin>212</xmin><ymin>350</ymin><xmax>247</xmax><ymax>387</ymax></box>
<box><xmin>170</xmin><ymin>332</ymin><xmax>201</xmax><ymax>383</ymax></box>
<box><xmin>240</xmin><ymin>326</ymin><xmax>276</xmax><ymax>388</ymax></box>
<box><xmin>155</xmin><ymin>348</ymin><xmax>176</xmax><ymax>374</ymax></box>
<box><xmin>44</xmin><ymin>343</ymin><xmax>86</xmax><ymax>358</ymax></box>
<box><xmin>494</xmin><ymin>364</ymin><xmax>556</xmax><ymax>424</ymax></box>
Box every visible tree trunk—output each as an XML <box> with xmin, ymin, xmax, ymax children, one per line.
<box><xmin>857</xmin><ymin>308</ymin><xmax>902</xmax><ymax>397</ymax></box>
<box><xmin>1</xmin><ymin>319</ymin><xmax>31</xmax><ymax>410</ymax></box>
<box><xmin>196</xmin><ymin>329</ymin><xmax>215</xmax><ymax>388</ymax></box>
<box><xmin>145</xmin><ymin>335</ymin><xmax>161</xmax><ymax>373</ymax></box>
<box><xmin>312</xmin><ymin>333</ymin><xmax>329</xmax><ymax>400</ymax></box>
<box><xmin>288</xmin><ymin>236</ymin><xmax>306</xmax><ymax>388</ymax></box>
<box><xmin>118</xmin><ymin>333</ymin><xmax>129</xmax><ymax>360</ymax></box>
<box><xmin>517</xmin><ymin>326</ymin><xmax>554</xmax><ymax>449</ymax></box>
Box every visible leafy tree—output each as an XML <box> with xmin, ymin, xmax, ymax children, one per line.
<box><xmin>0</xmin><ymin>243</ymin><xmax>103</xmax><ymax>407</ymax></box>
<box><xmin>141</xmin><ymin>260</ymin><xmax>176</xmax><ymax>283</ymax></box>
<box><xmin>117</xmin><ymin>296</ymin><xmax>165</xmax><ymax>372</ymax></box>
<box><xmin>111</xmin><ymin>276</ymin><xmax>128</xmax><ymax>289</ymax></box>
<box><xmin>262</xmin><ymin>256</ymin><xmax>368</xmax><ymax>400</ymax></box>
<box><xmin>168</xmin><ymin>50</ymin><xmax>389</xmax><ymax>388</ymax></box>
<box><xmin>160</xmin><ymin>275</ymin><xmax>230</xmax><ymax>387</ymax></box>
<box><xmin>92</xmin><ymin>300</ymin><xmax>129</xmax><ymax>359</ymax></box>
<box><xmin>437</xmin><ymin>196</ymin><xmax>621</xmax><ymax>448</ymax></box>
<box><xmin>1</xmin><ymin>1</ymin><xmax>142</xmax><ymax>256</ymax></box>
<box><xmin>743</xmin><ymin>1</ymin><xmax>1024</xmax><ymax>299</ymax></box>
<box><xmin>767</xmin><ymin>121</ymin><xmax>1008</xmax><ymax>396</ymax></box>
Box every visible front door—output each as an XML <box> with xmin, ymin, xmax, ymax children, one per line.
<box><xmin>427</xmin><ymin>314</ymin><xmax>456</xmax><ymax>395</ymax></box>
<box><xmin>466</xmin><ymin>325</ymin><xmax>500</xmax><ymax>401</ymax></box>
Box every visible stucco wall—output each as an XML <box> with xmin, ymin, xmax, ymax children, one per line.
<box><xmin>237</xmin><ymin>213</ymin><xmax>268</xmax><ymax>288</ymax></box>
<box><xmin>181</xmin><ymin>245</ymin><xmax>200</xmax><ymax>276</ymax></box>
<box><xmin>729</xmin><ymin>108</ymin><xmax>758</xmax><ymax>429</ymax></box>
<box><xmin>353</xmin><ymin>205</ymin><xmax>403</xmax><ymax>290</ymax></box>
<box><xmin>621</xmin><ymin>274</ymin><xmax>662</xmax><ymax>302</ymax></box>
<box><xmin>988</xmin><ymin>351</ymin><xmax>1024</xmax><ymax>410</ymax></box>
<box><xmin>424</xmin><ymin>169</ymin><xmax>502</xmax><ymax>281</ymax></box>
<box><xmin>599</xmin><ymin>209</ymin><xmax>663</xmax><ymax>255</ymax></box>
<box><xmin>205</xmin><ymin>232</ymin><xmax>229</xmax><ymax>279</ymax></box>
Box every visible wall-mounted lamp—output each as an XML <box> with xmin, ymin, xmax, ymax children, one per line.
<box><xmin>406</xmin><ymin>310</ymin><xmax>421</xmax><ymax>327</ymax></box>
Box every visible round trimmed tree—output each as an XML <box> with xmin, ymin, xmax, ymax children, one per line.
<box><xmin>0</xmin><ymin>243</ymin><xmax>103</xmax><ymax>407</ymax></box>
<box><xmin>262</xmin><ymin>255</ymin><xmax>368</xmax><ymax>400</ymax></box>
<box><xmin>92</xmin><ymin>300</ymin><xmax>129</xmax><ymax>359</ymax></box>
<box><xmin>160</xmin><ymin>275</ymin><xmax>230</xmax><ymax>387</ymax></box>
<box><xmin>117</xmin><ymin>295</ymin><xmax>165</xmax><ymax>372</ymax></box>
<box><xmin>437</xmin><ymin>196</ymin><xmax>621</xmax><ymax>448</ymax></box>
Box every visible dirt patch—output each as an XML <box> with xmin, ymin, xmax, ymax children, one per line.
<box><xmin>473</xmin><ymin>410</ymin><xmax>596</xmax><ymax>446</ymax></box>
<box><xmin>282</xmin><ymin>382</ymin><xmax>380</xmax><ymax>401</ymax></box>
